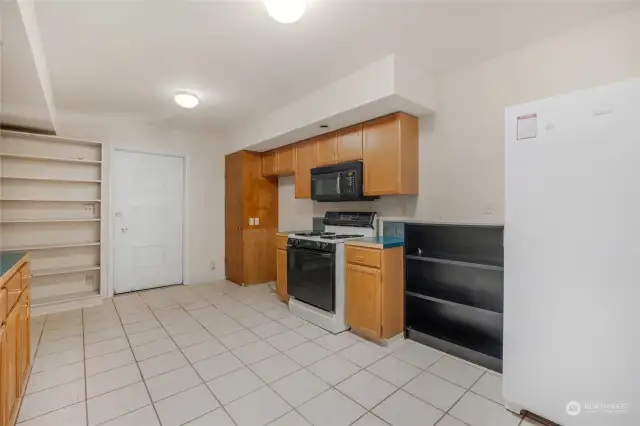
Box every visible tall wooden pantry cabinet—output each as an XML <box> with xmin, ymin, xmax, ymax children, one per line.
<box><xmin>225</xmin><ymin>151</ymin><xmax>278</xmax><ymax>285</ymax></box>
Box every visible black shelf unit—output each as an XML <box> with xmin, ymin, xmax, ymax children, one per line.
<box><xmin>404</xmin><ymin>223</ymin><xmax>504</xmax><ymax>372</ymax></box>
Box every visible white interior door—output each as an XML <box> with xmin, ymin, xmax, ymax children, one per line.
<box><xmin>113</xmin><ymin>150</ymin><xmax>184</xmax><ymax>294</ymax></box>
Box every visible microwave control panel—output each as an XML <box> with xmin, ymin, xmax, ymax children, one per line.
<box><xmin>345</xmin><ymin>172</ymin><xmax>356</xmax><ymax>193</ymax></box>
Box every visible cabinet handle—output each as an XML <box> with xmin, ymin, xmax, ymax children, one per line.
<box><xmin>22</xmin><ymin>274</ymin><xmax>32</xmax><ymax>279</ymax></box>
<box><xmin>355</xmin><ymin>256</ymin><xmax>365</xmax><ymax>261</ymax></box>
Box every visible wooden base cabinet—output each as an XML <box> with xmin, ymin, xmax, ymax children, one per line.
<box><xmin>276</xmin><ymin>249</ymin><xmax>288</xmax><ymax>302</ymax></box>
<box><xmin>345</xmin><ymin>245</ymin><xmax>404</xmax><ymax>341</ymax></box>
<box><xmin>1</xmin><ymin>255</ymin><xmax>32</xmax><ymax>426</ymax></box>
<box><xmin>275</xmin><ymin>234</ymin><xmax>289</xmax><ymax>302</ymax></box>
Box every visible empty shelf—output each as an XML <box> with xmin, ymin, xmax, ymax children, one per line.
<box><xmin>32</xmin><ymin>265</ymin><xmax>100</xmax><ymax>277</ymax></box>
<box><xmin>1</xmin><ymin>130</ymin><xmax>102</xmax><ymax>146</ymax></box>
<box><xmin>1</xmin><ymin>219</ymin><xmax>100</xmax><ymax>224</ymax></box>
<box><xmin>0</xmin><ymin>176</ymin><xmax>101</xmax><ymax>184</ymax></box>
<box><xmin>32</xmin><ymin>290</ymin><xmax>101</xmax><ymax>308</ymax></box>
<box><xmin>406</xmin><ymin>255</ymin><xmax>504</xmax><ymax>271</ymax></box>
<box><xmin>0</xmin><ymin>198</ymin><xmax>101</xmax><ymax>203</ymax></box>
<box><xmin>0</xmin><ymin>242</ymin><xmax>100</xmax><ymax>252</ymax></box>
<box><xmin>0</xmin><ymin>152</ymin><xmax>101</xmax><ymax>164</ymax></box>
<box><xmin>405</xmin><ymin>291</ymin><xmax>502</xmax><ymax>315</ymax></box>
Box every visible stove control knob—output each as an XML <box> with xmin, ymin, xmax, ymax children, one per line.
<box><xmin>320</xmin><ymin>243</ymin><xmax>329</xmax><ymax>249</ymax></box>
<box><xmin>290</xmin><ymin>239</ymin><xmax>298</xmax><ymax>246</ymax></box>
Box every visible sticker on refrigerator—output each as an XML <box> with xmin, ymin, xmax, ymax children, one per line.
<box><xmin>517</xmin><ymin>114</ymin><xmax>537</xmax><ymax>140</ymax></box>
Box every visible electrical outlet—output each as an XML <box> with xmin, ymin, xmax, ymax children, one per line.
<box><xmin>484</xmin><ymin>203</ymin><xmax>493</xmax><ymax>215</ymax></box>
<box><xmin>210</xmin><ymin>261</ymin><xmax>216</xmax><ymax>271</ymax></box>
<box><xmin>254</xmin><ymin>217</ymin><xmax>260</xmax><ymax>226</ymax></box>
<box><xmin>249</xmin><ymin>218</ymin><xmax>255</xmax><ymax>226</ymax></box>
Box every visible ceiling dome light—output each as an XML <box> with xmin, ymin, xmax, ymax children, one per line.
<box><xmin>174</xmin><ymin>92</ymin><xmax>199</xmax><ymax>109</ymax></box>
<box><xmin>265</xmin><ymin>0</ymin><xmax>306</xmax><ymax>24</ymax></box>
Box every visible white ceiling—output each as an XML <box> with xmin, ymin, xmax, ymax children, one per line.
<box><xmin>30</xmin><ymin>0</ymin><xmax>635</xmax><ymax>132</ymax></box>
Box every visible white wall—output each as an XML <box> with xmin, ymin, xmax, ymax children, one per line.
<box><xmin>278</xmin><ymin>8</ymin><xmax>640</xmax><ymax>229</ymax></box>
<box><xmin>55</xmin><ymin>113</ymin><xmax>227</xmax><ymax>287</ymax></box>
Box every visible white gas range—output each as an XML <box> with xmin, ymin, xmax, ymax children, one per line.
<box><xmin>287</xmin><ymin>212</ymin><xmax>377</xmax><ymax>333</ymax></box>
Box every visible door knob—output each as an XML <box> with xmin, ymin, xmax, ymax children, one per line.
<box><xmin>121</xmin><ymin>227</ymin><xmax>128</xmax><ymax>233</ymax></box>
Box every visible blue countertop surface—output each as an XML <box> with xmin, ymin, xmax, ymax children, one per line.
<box><xmin>354</xmin><ymin>237</ymin><xmax>405</xmax><ymax>248</ymax></box>
<box><xmin>1</xmin><ymin>252</ymin><xmax>27</xmax><ymax>277</ymax></box>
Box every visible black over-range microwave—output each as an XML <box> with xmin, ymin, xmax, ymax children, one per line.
<box><xmin>310</xmin><ymin>161</ymin><xmax>378</xmax><ymax>202</ymax></box>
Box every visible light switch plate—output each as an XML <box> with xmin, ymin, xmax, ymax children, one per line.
<box><xmin>249</xmin><ymin>218</ymin><xmax>255</xmax><ymax>226</ymax></box>
<box><xmin>255</xmin><ymin>217</ymin><xmax>260</xmax><ymax>226</ymax></box>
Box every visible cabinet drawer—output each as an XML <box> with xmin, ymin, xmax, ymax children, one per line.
<box><xmin>346</xmin><ymin>246</ymin><xmax>381</xmax><ymax>269</ymax></box>
<box><xmin>276</xmin><ymin>235</ymin><xmax>289</xmax><ymax>250</ymax></box>
<box><xmin>0</xmin><ymin>288</ymin><xmax>6</xmax><ymax>324</ymax></box>
<box><xmin>6</xmin><ymin>272</ymin><xmax>22</xmax><ymax>310</ymax></box>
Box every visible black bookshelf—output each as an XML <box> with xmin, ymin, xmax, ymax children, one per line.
<box><xmin>404</xmin><ymin>223</ymin><xmax>504</xmax><ymax>372</ymax></box>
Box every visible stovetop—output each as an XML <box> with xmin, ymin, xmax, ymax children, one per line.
<box><xmin>320</xmin><ymin>234</ymin><xmax>365</xmax><ymax>240</ymax></box>
<box><xmin>294</xmin><ymin>232</ymin><xmax>366</xmax><ymax>239</ymax></box>
<box><xmin>294</xmin><ymin>231</ymin><xmax>334</xmax><ymax>237</ymax></box>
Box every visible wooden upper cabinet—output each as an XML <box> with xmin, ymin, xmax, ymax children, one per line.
<box><xmin>337</xmin><ymin>124</ymin><xmax>363</xmax><ymax>163</ymax></box>
<box><xmin>316</xmin><ymin>132</ymin><xmax>338</xmax><ymax>166</ymax></box>
<box><xmin>362</xmin><ymin>113</ymin><xmax>419</xmax><ymax>196</ymax></box>
<box><xmin>276</xmin><ymin>145</ymin><xmax>295</xmax><ymax>175</ymax></box>
<box><xmin>261</xmin><ymin>146</ymin><xmax>295</xmax><ymax>178</ymax></box>
<box><xmin>294</xmin><ymin>139</ymin><xmax>318</xmax><ymax>199</ymax></box>
<box><xmin>261</xmin><ymin>151</ymin><xmax>277</xmax><ymax>177</ymax></box>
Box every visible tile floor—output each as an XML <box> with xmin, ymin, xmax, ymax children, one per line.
<box><xmin>21</xmin><ymin>281</ymin><xmax>546</xmax><ymax>426</ymax></box>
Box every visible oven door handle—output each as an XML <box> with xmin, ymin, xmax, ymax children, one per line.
<box><xmin>336</xmin><ymin>172</ymin><xmax>341</xmax><ymax>194</ymax></box>
<box><xmin>288</xmin><ymin>248</ymin><xmax>334</xmax><ymax>258</ymax></box>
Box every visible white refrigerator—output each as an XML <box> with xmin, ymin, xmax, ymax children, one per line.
<box><xmin>504</xmin><ymin>78</ymin><xmax>638</xmax><ymax>426</ymax></box>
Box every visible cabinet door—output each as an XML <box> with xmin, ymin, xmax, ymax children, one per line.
<box><xmin>19</xmin><ymin>289</ymin><xmax>30</xmax><ymax>384</ymax></box>
<box><xmin>261</xmin><ymin>151</ymin><xmax>277</xmax><ymax>177</ymax></box>
<box><xmin>276</xmin><ymin>249</ymin><xmax>289</xmax><ymax>302</ymax></box>
<box><xmin>225</xmin><ymin>153</ymin><xmax>245</xmax><ymax>284</ymax></box>
<box><xmin>363</xmin><ymin>115</ymin><xmax>400</xmax><ymax>196</ymax></box>
<box><xmin>294</xmin><ymin>139</ymin><xmax>318</xmax><ymax>199</ymax></box>
<box><xmin>345</xmin><ymin>263</ymin><xmax>382</xmax><ymax>339</ymax></box>
<box><xmin>4</xmin><ymin>308</ymin><xmax>19</xmax><ymax>420</ymax></box>
<box><xmin>316</xmin><ymin>133</ymin><xmax>338</xmax><ymax>166</ymax></box>
<box><xmin>276</xmin><ymin>146</ymin><xmax>295</xmax><ymax>176</ymax></box>
<box><xmin>337</xmin><ymin>125</ymin><xmax>363</xmax><ymax>163</ymax></box>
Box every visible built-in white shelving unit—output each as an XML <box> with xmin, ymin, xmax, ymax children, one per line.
<box><xmin>0</xmin><ymin>130</ymin><xmax>104</xmax><ymax>312</ymax></box>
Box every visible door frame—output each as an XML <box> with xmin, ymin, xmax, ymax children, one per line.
<box><xmin>108</xmin><ymin>147</ymin><xmax>189</xmax><ymax>297</ymax></box>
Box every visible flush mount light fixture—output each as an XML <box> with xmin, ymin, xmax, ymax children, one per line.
<box><xmin>265</xmin><ymin>0</ymin><xmax>306</xmax><ymax>24</ymax></box>
<box><xmin>174</xmin><ymin>92</ymin><xmax>199</xmax><ymax>109</ymax></box>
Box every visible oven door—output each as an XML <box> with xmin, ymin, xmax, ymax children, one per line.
<box><xmin>287</xmin><ymin>246</ymin><xmax>335</xmax><ymax>312</ymax></box>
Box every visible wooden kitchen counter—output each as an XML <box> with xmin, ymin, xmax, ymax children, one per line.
<box><xmin>0</xmin><ymin>252</ymin><xmax>32</xmax><ymax>426</ymax></box>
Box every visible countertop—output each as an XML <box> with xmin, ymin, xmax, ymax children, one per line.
<box><xmin>1</xmin><ymin>252</ymin><xmax>28</xmax><ymax>280</ymax></box>
<box><xmin>345</xmin><ymin>237</ymin><xmax>404</xmax><ymax>249</ymax></box>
